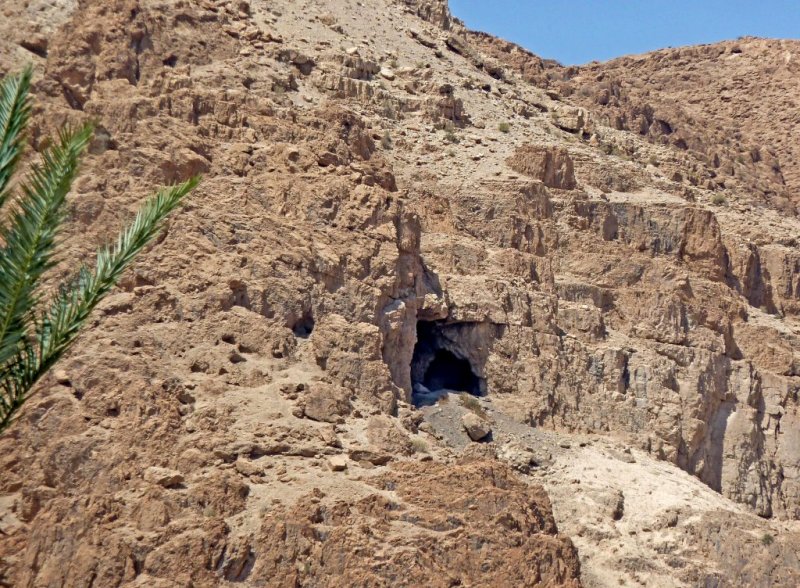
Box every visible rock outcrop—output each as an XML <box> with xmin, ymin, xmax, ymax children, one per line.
<box><xmin>562</xmin><ymin>39</ymin><xmax>800</xmax><ymax>214</ymax></box>
<box><xmin>507</xmin><ymin>144</ymin><xmax>577</xmax><ymax>190</ymax></box>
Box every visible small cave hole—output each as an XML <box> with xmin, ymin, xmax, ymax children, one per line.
<box><xmin>292</xmin><ymin>310</ymin><xmax>315</xmax><ymax>339</ymax></box>
<box><xmin>411</xmin><ymin>320</ymin><xmax>485</xmax><ymax>407</ymax></box>
<box><xmin>19</xmin><ymin>39</ymin><xmax>48</xmax><ymax>59</ymax></box>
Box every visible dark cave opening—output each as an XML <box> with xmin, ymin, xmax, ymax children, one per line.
<box><xmin>411</xmin><ymin>320</ymin><xmax>485</xmax><ymax>407</ymax></box>
<box><xmin>292</xmin><ymin>310</ymin><xmax>315</xmax><ymax>338</ymax></box>
<box><xmin>423</xmin><ymin>349</ymin><xmax>481</xmax><ymax>395</ymax></box>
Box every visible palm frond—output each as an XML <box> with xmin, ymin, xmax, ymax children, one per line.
<box><xmin>0</xmin><ymin>66</ymin><xmax>33</xmax><ymax>206</ymax></box>
<box><xmin>0</xmin><ymin>178</ymin><xmax>199</xmax><ymax>433</ymax></box>
<box><xmin>0</xmin><ymin>124</ymin><xmax>93</xmax><ymax>369</ymax></box>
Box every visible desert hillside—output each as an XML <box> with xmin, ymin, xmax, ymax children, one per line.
<box><xmin>565</xmin><ymin>39</ymin><xmax>800</xmax><ymax>213</ymax></box>
<box><xmin>473</xmin><ymin>32</ymin><xmax>800</xmax><ymax>214</ymax></box>
<box><xmin>0</xmin><ymin>1</ymin><xmax>798</xmax><ymax>587</ymax></box>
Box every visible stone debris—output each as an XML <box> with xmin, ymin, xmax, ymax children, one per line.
<box><xmin>327</xmin><ymin>455</ymin><xmax>348</xmax><ymax>472</ymax></box>
<box><xmin>53</xmin><ymin>370</ymin><xmax>71</xmax><ymax>386</ymax></box>
<box><xmin>497</xmin><ymin>442</ymin><xmax>538</xmax><ymax>474</ymax></box>
<box><xmin>462</xmin><ymin>412</ymin><xmax>491</xmax><ymax>441</ymax></box>
<box><xmin>144</xmin><ymin>467</ymin><xmax>184</xmax><ymax>488</ymax></box>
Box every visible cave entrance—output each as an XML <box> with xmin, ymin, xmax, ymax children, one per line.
<box><xmin>423</xmin><ymin>350</ymin><xmax>481</xmax><ymax>395</ymax></box>
<box><xmin>292</xmin><ymin>310</ymin><xmax>315</xmax><ymax>339</ymax></box>
<box><xmin>411</xmin><ymin>320</ymin><xmax>486</xmax><ymax>407</ymax></box>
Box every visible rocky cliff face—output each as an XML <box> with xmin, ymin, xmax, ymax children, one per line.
<box><xmin>562</xmin><ymin>39</ymin><xmax>800</xmax><ymax>215</ymax></box>
<box><xmin>0</xmin><ymin>1</ymin><xmax>798</xmax><ymax>586</ymax></box>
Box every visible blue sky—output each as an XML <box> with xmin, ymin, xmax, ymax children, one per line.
<box><xmin>449</xmin><ymin>0</ymin><xmax>800</xmax><ymax>65</ymax></box>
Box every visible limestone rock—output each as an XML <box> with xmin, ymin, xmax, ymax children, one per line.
<box><xmin>144</xmin><ymin>467</ymin><xmax>184</xmax><ymax>489</ymax></box>
<box><xmin>1</xmin><ymin>1</ymin><xmax>799</xmax><ymax>587</ymax></box>
<box><xmin>234</xmin><ymin>458</ymin><xmax>264</xmax><ymax>477</ymax></box>
<box><xmin>497</xmin><ymin>442</ymin><xmax>538</xmax><ymax>473</ymax></box>
<box><xmin>551</xmin><ymin>105</ymin><xmax>586</xmax><ymax>133</ymax></box>
<box><xmin>462</xmin><ymin>412</ymin><xmax>491</xmax><ymax>441</ymax></box>
<box><xmin>301</xmin><ymin>383</ymin><xmax>352</xmax><ymax>423</ymax></box>
<box><xmin>402</xmin><ymin>0</ymin><xmax>454</xmax><ymax>30</ymax></box>
<box><xmin>53</xmin><ymin>369</ymin><xmax>71</xmax><ymax>386</ymax></box>
<box><xmin>348</xmin><ymin>449</ymin><xmax>393</xmax><ymax>465</ymax></box>
<box><xmin>327</xmin><ymin>455</ymin><xmax>348</xmax><ymax>472</ymax></box>
<box><xmin>561</xmin><ymin>39</ymin><xmax>800</xmax><ymax>212</ymax></box>
<box><xmin>608</xmin><ymin>489</ymin><xmax>625</xmax><ymax>521</ymax></box>
<box><xmin>507</xmin><ymin>144</ymin><xmax>577</xmax><ymax>190</ymax></box>
<box><xmin>408</xmin><ymin>28</ymin><xmax>436</xmax><ymax>49</ymax></box>
<box><xmin>366</xmin><ymin>415</ymin><xmax>414</xmax><ymax>455</ymax></box>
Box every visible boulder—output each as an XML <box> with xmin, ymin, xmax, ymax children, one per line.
<box><xmin>551</xmin><ymin>105</ymin><xmax>585</xmax><ymax>133</ymax></box>
<box><xmin>302</xmin><ymin>383</ymin><xmax>352</xmax><ymax>423</ymax></box>
<box><xmin>497</xmin><ymin>442</ymin><xmax>538</xmax><ymax>473</ymax></box>
<box><xmin>144</xmin><ymin>467</ymin><xmax>184</xmax><ymax>488</ymax></box>
<box><xmin>54</xmin><ymin>369</ymin><xmax>71</xmax><ymax>386</ymax></box>
<box><xmin>462</xmin><ymin>413</ymin><xmax>491</xmax><ymax>441</ymax></box>
<box><xmin>328</xmin><ymin>455</ymin><xmax>348</xmax><ymax>472</ymax></box>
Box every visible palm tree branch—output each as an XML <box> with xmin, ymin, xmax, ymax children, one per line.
<box><xmin>0</xmin><ymin>66</ymin><xmax>33</xmax><ymax>207</ymax></box>
<box><xmin>0</xmin><ymin>178</ymin><xmax>198</xmax><ymax>433</ymax></box>
<box><xmin>0</xmin><ymin>124</ymin><xmax>92</xmax><ymax>369</ymax></box>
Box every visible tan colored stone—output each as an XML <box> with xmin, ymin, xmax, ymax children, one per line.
<box><xmin>53</xmin><ymin>369</ymin><xmax>71</xmax><ymax>386</ymax></box>
<box><xmin>302</xmin><ymin>383</ymin><xmax>353</xmax><ymax>423</ymax></box>
<box><xmin>462</xmin><ymin>412</ymin><xmax>491</xmax><ymax>441</ymax></box>
<box><xmin>327</xmin><ymin>454</ymin><xmax>348</xmax><ymax>472</ymax></box>
<box><xmin>506</xmin><ymin>144</ymin><xmax>577</xmax><ymax>190</ymax></box>
<box><xmin>144</xmin><ymin>467</ymin><xmax>184</xmax><ymax>489</ymax></box>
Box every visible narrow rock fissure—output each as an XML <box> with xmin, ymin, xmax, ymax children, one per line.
<box><xmin>411</xmin><ymin>320</ymin><xmax>485</xmax><ymax>407</ymax></box>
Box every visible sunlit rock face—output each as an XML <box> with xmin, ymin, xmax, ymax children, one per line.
<box><xmin>0</xmin><ymin>0</ymin><xmax>799</xmax><ymax>586</ymax></box>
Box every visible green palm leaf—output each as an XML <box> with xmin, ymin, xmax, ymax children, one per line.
<box><xmin>0</xmin><ymin>66</ymin><xmax>199</xmax><ymax>435</ymax></box>
<box><xmin>0</xmin><ymin>66</ymin><xmax>33</xmax><ymax>206</ymax></box>
<box><xmin>39</xmin><ymin>177</ymin><xmax>199</xmax><ymax>360</ymax></box>
<box><xmin>0</xmin><ymin>124</ymin><xmax>93</xmax><ymax>369</ymax></box>
<box><xmin>0</xmin><ymin>178</ymin><xmax>199</xmax><ymax>433</ymax></box>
